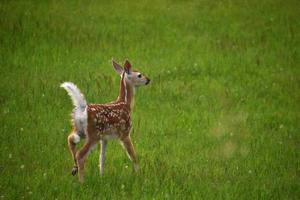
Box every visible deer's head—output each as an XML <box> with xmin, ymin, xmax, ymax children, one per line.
<box><xmin>112</xmin><ymin>59</ymin><xmax>150</xmax><ymax>87</ymax></box>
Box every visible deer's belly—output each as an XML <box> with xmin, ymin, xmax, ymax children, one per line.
<box><xmin>103</xmin><ymin>133</ymin><xmax>118</xmax><ymax>140</ymax></box>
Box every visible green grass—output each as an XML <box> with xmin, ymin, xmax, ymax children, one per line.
<box><xmin>1</xmin><ymin>0</ymin><xmax>299</xmax><ymax>199</ymax></box>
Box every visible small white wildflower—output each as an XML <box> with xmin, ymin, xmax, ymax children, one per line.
<box><xmin>279</xmin><ymin>124</ymin><xmax>284</xmax><ymax>129</ymax></box>
<box><xmin>125</xmin><ymin>165</ymin><xmax>128</xmax><ymax>169</ymax></box>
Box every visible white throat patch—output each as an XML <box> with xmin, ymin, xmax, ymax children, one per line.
<box><xmin>123</xmin><ymin>75</ymin><xmax>127</xmax><ymax>103</ymax></box>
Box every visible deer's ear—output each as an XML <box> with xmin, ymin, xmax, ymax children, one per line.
<box><xmin>124</xmin><ymin>59</ymin><xmax>132</xmax><ymax>74</ymax></box>
<box><xmin>112</xmin><ymin>60</ymin><xmax>123</xmax><ymax>75</ymax></box>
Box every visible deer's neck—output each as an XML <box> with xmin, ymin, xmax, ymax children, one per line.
<box><xmin>117</xmin><ymin>73</ymin><xmax>135</xmax><ymax>109</ymax></box>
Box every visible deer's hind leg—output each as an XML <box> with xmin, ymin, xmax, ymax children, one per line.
<box><xmin>76</xmin><ymin>139</ymin><xmax>97</xmax><ymax>183</ymax></box>
<box><xmin>67</xmin><ymin>130</ymin><xmax>81</xmax><ymax>176</ymax></box>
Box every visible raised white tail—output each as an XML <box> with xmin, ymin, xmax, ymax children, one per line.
<box><xmin>61</xmin><ymin>82</ymin><xmax>87</xmax><ymax>110</ymax></box>
<box><xmin>61</xmin><ymin>82</ymin><xmax>87</xmax><ymax>137</ymax></box>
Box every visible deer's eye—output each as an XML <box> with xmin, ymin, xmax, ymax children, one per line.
<box><xmin>137</xmin><ymin>74</ymin><xmax>142</xmax><ymax>78</ymax></box>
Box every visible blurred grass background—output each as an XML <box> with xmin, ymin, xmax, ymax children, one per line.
<box><xmin>0</xmin><ymin>0</ymin><xmax>299</xmax><ymax>199</ymax></box>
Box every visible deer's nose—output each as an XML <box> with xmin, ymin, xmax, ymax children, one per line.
<box><xmin>145</xmin><ymin>79</ymin><xmax>150</xmax><ymax>85</ymax></box>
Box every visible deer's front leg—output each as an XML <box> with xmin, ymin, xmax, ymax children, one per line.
<box><xmin>99</xmin><ymin>140</ymin><xmax>107</xmax><ymax>176</ymax></box>
<box><xmin>121</xmin><ymin>136</ymin><xmax>139</xmax><ymax>172</ymax></box>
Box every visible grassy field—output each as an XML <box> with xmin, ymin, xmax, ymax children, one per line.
<box><xmin>0</xmin><ymin>0</ymin><xmax>299</xmax><ymax>199</ymax></box>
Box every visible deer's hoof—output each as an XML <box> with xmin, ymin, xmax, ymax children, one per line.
<box><xmin>71</xmin><ymin>166</ymin><xmax>78</xmax><ymax>176</ymax></box>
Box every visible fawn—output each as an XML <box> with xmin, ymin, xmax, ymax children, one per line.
<box><xmin>61</xmin><ymin>59</ymin><xmax>150</xmax><ymax>182</ymax></box>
